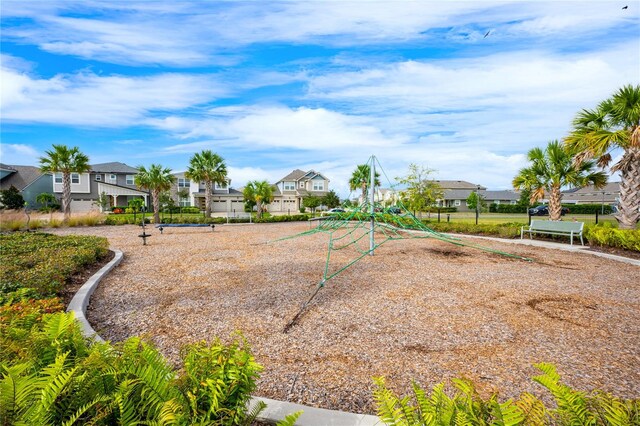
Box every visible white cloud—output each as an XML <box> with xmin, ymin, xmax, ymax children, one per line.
<box><xmin>0</xmin><ymin>144</ymin><xmax>40</xmax><ymax>165</ymax></box>
<box><xmin>0</xmin><ymin>66</ymin><xmax>227</xmax><ymax>126</ymax></box>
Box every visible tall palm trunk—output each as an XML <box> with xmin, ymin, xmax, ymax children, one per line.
<box><xmin>361</xmin><ymin>183</ymin><xmax>367</xmax><ymax>206</ymax></box>
<box><xmin>204</xmin><ymin>182</ymin><xmax>212</xmax><ymax>218</ymax></box>
<box><xmin>548</xmin><ymin>185</ymin><xmax>563</xmax><ymax>221</ymax></box>
<box><xmin>152</xmin><ymin>189</ymin><xmax>161</xmax><ymax>223</ymax></box>
<box><xmin>62</xmin><ymin>172</ymin><xmax>71</xmax><ymax>223</ymax></box>
<box><xmin>614</xmin><ymin>147</ymin><xmax>640</xmax><ymax>229</ymax></box>
<box><xmin>256</xmin><ymin>199</ymin><xmax>263</xmax><ymax>218</ymax></box>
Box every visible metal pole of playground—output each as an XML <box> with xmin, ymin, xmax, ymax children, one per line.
<box><xmin>369</xmin><ymin>155</ymin><xmax>375</xmax><ymax>256</ymax></box>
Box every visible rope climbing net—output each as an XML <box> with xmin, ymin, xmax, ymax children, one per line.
<box><xmin>275</xmin><ymin>156</ymin><xmax>531</xmax><ymax>332</ymax></box>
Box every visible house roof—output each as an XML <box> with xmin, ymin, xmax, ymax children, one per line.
<box><xmin>442</xmin><ymin>189</ymin><xmax>476</xmax><ymax>200</ymax></box>
<box><xmin>563</xmin><ymin>182</ymin><xmax>621</xmax><ymax>195</ymax></box>
<box><xmin>434</xmin><ymin>180</ymin><xmax>486</xmax><ymax>190</ymax></box>
<box><xmin>279</xmin><ymin>169</ymin><xmax>307</xmax><ymax>182</ymax></box>
<box><xmin>0</xmin><ymin>163</ymin><xmax>17</xmax><ymax>172</ymax></box>
<box><xmin>481</xmin><ymin>190</ymin><xmax>519</xmax><ymax>201</ymax></box>
<box><xmin>90</xmin><ymin>162</ymin><xmax>139</xmax><ymax>174</ymax></box>
<box><xmin>0</xmin><ymin>165</ymin><xmax>45</xmax><ymax>191</ymax></box>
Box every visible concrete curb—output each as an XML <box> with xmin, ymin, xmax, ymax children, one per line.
<box><xmin>65</xmin><ymin>247</ymin><xmax>381</xmax><ymax>425</ymax></box>
<box><xmin>66</xmin><ymin>248</ymin><xmax>123</xmax><ymax>343</ymax></box>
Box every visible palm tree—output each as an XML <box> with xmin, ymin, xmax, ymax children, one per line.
<box><xmin>349</xmin><ymin>164</ymin><xmax>381</xmax><ymax>205</ymax></box>
<box><xmin>243</xmin><ymin>180</ymin><xmax>273</xmax><ymax>218</ymax></box>
<box><xmin>564</xmin><ymin>84</ymin><xmax>640</xmax><ymax>229</ymax></box>
<box><xmin>513</xmin><ymin>140</ymin><xmax>607</xmax><ymax>221</ymax></box>
<box><xmin>185</xmin><ymin>150</ymin><xmax>227</xmax><ymax>218</ymax></box>
<box><xmin>39</xmin><ymin>145</ymin><xmax>90</xmax><ymax>223</ymax></box>
<box><xmin>134</xmin><ymin>164</ymin><xmax>175</xmax><ymax>223</ymax></box>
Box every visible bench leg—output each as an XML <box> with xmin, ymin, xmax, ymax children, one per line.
<box><xmin>520</xmin><ymin>227</ymin><xmax>524</xmax><ymax>240</ymax></box>
<box><xmin>580</xmin><ymin>234</ymin><xmax>584</xmax><ymax>246</ymax></box>
<box><xmin>570</xmin><ymin>231</ymin><xmax>573</xmax><ymax>246</ymax></box>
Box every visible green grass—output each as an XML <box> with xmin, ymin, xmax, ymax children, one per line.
<box><xmin>422</xmin><ymin>212</ymin><xmax>620</xmax><ymax>226</ymax></box>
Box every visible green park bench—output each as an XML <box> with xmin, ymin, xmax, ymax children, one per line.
<box><xmin>521</xmin><ymin>219</ymin><xmax>585</xmax><ymax>246</ymax></box>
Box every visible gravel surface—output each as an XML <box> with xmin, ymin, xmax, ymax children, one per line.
<box><xmin>51</xmin><ymin>223</ymin><xmax>640</xmax><ymax>414</ymax></box>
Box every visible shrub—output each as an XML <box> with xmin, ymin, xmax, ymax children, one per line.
<box><xmin>490</xmin><ymin>203</ymin><xmax>528</xmax><ymax>213</ymax></box>
<box><xmin>0</xmin><ymin>232</ymin><xmax>109</xmax><ymax>297</ymax></box>
<box><xmin>374</xmin><ymin>363</ymin><xmax>639</xmax><ymax>426</ymax></box>
<box><xmin>585</xmin><ymin>223</ymin><xmax>640</xmax><ymax>252</ymax></box>
<box><xmin>565</xmin><ymin>204</ymin><xmax>614</xmax><ymax>214</ymax></box>
<box><xmin>424</xmin><ymin>221</ymin><xmax>523</xmax><ymax>238</ymax></box>
<box><xmin>180</xmin><ymin>207</ymin><xmax>201</xmax><ymax>214</ymax></box>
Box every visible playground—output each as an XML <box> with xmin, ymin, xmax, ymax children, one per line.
<box><xmin>52</xmin><ymin>222</ymin><xmax>640</xmax><ymax>414</ymax></box>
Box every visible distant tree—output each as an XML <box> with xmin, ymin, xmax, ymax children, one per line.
<box><xmin>39</xmin><ymin>144</ymin><xmax>90</xmax><ymax>223</ymax></box>
<box><xmin>36</xmin><ymin>192</ymin><xmax>57</xmax><ymax>210</ymax></box>
<box><xmin>396</xmin><ymin>163</ymin><xmax>443</xmax><ymax>217</ymax></box>
<box><xmin>177</xmin><ymin>188</ymin><xmax>190</xmax><ymax>207</ymax></box>
<box><xmin>565</xmin><ymin>84</ymin><xmax>640</xmax><ymax>229</ymax></box>
<box><xmin>513</xmin><ymin>140</ymin><xmax>607</xmax><ymax>221</ymax></box>
<box><xmin>517</xmin><ymin>188</ymin><xmax>533</xmax><ymax>207</ymax></box>
<box><xmin>94</xmin><ymin>192</ymin><xmax>110</xmax><ymax>212</ymax></box>
<box><xmin>466</xmin><ymin>191</ymin><xmax>487</xmax><ymax>212</ymax></box>
<box><xmin>186</xmin><ymin>150</ymin><xmax>227</xmax><ymax>218</ymax></box>
<box><xmin>303</xmin><ymin>195</ymin><xmax>321</xmax><ymax>215</ymax></box>
<box><xmin>322</xmin><ymin>190</ymin><xmax>341</xmax><ymax>209</ymax></box>
<box><xmin>349</xmin><ymin>164</ymin><xmax>380</xmax><ymax>204</ymax></box>
<box><xmin>135</xmin><ymin>164</ymin><xmax>176</xmax><ymax>223</ymax></box>
<box><xmin>0</xmin><ymin>185</ymin><xmax>25</xmax><ymax>210</ymax></box>
<box><xmin>243</xmin><ymin>180</ymin><xmax>273</xmax><ymax>218</ymax></box>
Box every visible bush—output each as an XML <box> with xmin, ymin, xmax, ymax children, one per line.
<box><xmin>0</xmin><ymin>185</ymin><xmax>25</xmax><ymax>210</ymax></box>
<box><xmin>0</xmin><ymin>312</ymin><xmax>269</xmax><ymax>425</ymax></box>
<box><xmin>180</xmin><ymin>207</ymin><xmax>201</xmax><ymax>214</ymax></box>
<box><xmin>0</xmin><ymin>232</ymin><xmax>109</xmax><ymax>297</ymax></box>
<box><xmin>585</xmin><ymin>223</ymin><xmax>640</xmax><ymax>252</ymax></box>
<box><xmin>490</xmin><ymin>203</ymin><xmax>528</xmax><ymax>213</ymax></box>
<box><xmin>374</xmin><ymin>363</ymin><xmax>639</xmax><ymax>426</ymax></box>
<box><xmin>564</xmin><ymin>203</ymin><xmax>614</xmax><ymax>214</ymax></box>
<box><xmin>424</xmin><ymin>220</ymin><xmax>522</xmax><ymax>238</ymax></box>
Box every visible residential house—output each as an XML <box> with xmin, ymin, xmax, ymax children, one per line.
<box><xmin>0</xmin><ymin>163</ymin><xmax>53</xmax><ymax>209</ymax></box>
<box><xmin>435</xmin><ymin>180</ymin><xmax>486</xmax><ymax>212</ymax></box>
<box><xmin>561</xmin><ymin>182</ymin><xmax>621</xmax><ymax>206</ymax></box>
<box><xmin>482</xmin><ymin>190</ymin><xmax>520</xmax><ymax>206</ymax></box>
<box><xmin>271</xmin><ymin>169</ymin><xmax>330</xmax><ymax>212</ymax></box>
<box><xmin>171</xmin><ymin>172</ymin><xmax>245</xmax><ymax>213</ymax></box>
<box><xmin>46</xmin><ymin>162</ymin><xmax>148</xmax><ymax>212</ymax></box>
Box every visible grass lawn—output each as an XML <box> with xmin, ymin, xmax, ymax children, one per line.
<box><xmin>419</xmin><ymin>212</ymin><xmax>619</xmax><ymax>226</ymax></box>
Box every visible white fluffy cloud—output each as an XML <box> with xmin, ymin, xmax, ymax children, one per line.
<box><xmin>0</xmin><ymin>143</ymin><xmax>40</xmax><ymax>165</ymax></box>
<box><xmin>0</xmin><ymin>66</ymin><xmax>227</xmax><ymax>126</ymax></box>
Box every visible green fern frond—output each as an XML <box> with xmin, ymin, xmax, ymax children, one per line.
<box><xmin>412</xmin><ymin>381</ymin><xmax>435</xmax><ymax>424</ymax></box>
<box><xmin>373</xmin><ymin>377</ymin><xmax>407</xmax><ymax>425</ymax></box>
<box><xmin>275</xmin><ymin>409</ymin><xmax>303</xmax><ymax>426</ymax></box>
<box><xmin>243</xmin><ymin>399</ymin><xmax>266</xmax><ymax>425</ymax></box>
<box><xmin>0</xmin><ymin>363</ymin><xmax>37</xmax><ymax>424</ymax></box>
<box><xmin>515</xmin><ymin>392</ymin><xmax>546</xmax><ymax>425</ymax></box>
<box><xmin>60</xmin><ymin>395</ymin><xmax>111</xmax><ymax>426</ymax></box>
<box><xmin>454</xmin><ymin>410</ymin><xmax>473</xmax><ymax>426</ymax></box>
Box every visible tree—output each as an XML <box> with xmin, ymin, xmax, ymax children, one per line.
<box><xmin>36</xmin><ymin>192</ymin><xmax>58</xmax><ymax>212</ymax></box>
<box><xmin>135</xmin><ymin>164</ymin><xmax>176</xmax><ymax>223</ymax></box>
<box><xmin>39</xmin><ymin>144</ymin><xmax>90</xmax><ymax>223</ymax></box>
<box><xmin>466</xmin><ymin>191</ymin><xmax>486</xmax><ymax>212</ymax></box>
<box><xmin>513</xmin><ymin>140</ymin><xmax>607</xmax><ymax>221</ymax></box>
<box><xmin>322</xmin><ymin>190</ymin><xmax>341</xmax><ymax>209</ymax></box>
<box><xmin>243</xmin><ymin>180</ymin><xmax>273</xmax><ymax>218</ymax></box>
<box><xmin>177</xmin><ymin>188</ymin><xmax>190</xmax><ymax>208</ymax></box>
<box><xmin>0</xmin><ymin>185</ymin><xmax>25</xmax><ymax>210</ymax></box>
<box><xmin>302</xmin><ymin>195</ymin><xmax>321</xmax><ymax>215</ymax></box>
<box><xmin>186</xmin><ymin>151</ymin><xmax>227</xmax><ymax>218</ymax></box>
<box><xmin>349</xmin><ymin>164</ymin><xmax>380</xmax><ymax>204</ymax></box>
<box><xmin>564</xmin><ymin>84</ymin><xmax>640</xmax><ymax>229</ymax></box>
<box><xmin>396</xmin><ymin>163</ymin><xmax>443</xmax><ymax>217</ymax></box>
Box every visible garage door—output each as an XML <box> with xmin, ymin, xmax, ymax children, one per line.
<box><xmin>70</xmin><ymin>200</ymin><xmax>97</xmax><ymax>213</ymax></box>
<box><xmin>212</xmin><ymin>201</ymin><xmax>227</xmax><ymax>212</ymax></box>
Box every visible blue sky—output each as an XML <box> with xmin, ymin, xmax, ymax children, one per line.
<box><xmin>1</xmin><ymin>1</ymin><xmax>639</xmax><ymax>197</ymax></box>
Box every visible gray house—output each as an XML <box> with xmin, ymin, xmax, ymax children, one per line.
<box><xmin>0</xmin><ymin>163</ymin><xmax>53</xmax><ymax>209</ymax></box>
<box><xmin>561</xmin><ymin>182</ymin><xmax>621</xmax><ymax>205</ymax></box>
<box><xmin>170</xmin><ymin>172</ymin><xmax>245</xmax><ymax>213</ymax></box>
<box><xmin>48</xmin><ymin>162</ymin><xmax>148</xmax><ymax>212</ymax></box>
<box><xmin>271</xmin><ymin>169</ymin><xmax>330</xmax><ymax>212</ymax></box>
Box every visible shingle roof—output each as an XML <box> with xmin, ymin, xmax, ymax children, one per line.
<box><xmin>0</xmin><ymin>164</ymin><xmax>17</xmax><ymax>172</ymax></box>
<box><xmin>435</xmin><ymin>180</ymin><xmax>486</xmax><ymax>190</ymax></box>
<box><xmin>278</xmin><ymin>169</ymin><xmax>306</xmax><ymax>182</ymax></box>
<box><xmin>90</xmin><ymin>162</ymin><xmax>139</xmax><ymax>173</ymax></box>
<box><xmin>442</xmin><ymin>189</ymin><xmax>475</xmax><ymax>200</ymax></box>
<box><xmin>564</xmin><ymin>182</ymin><xmax>620</xmax><ymax>195</ymax></box>
<box><xmin>481</xmin><ymin>190</ymin><xmax>519</xmax><ymax>201</ymax></box>
<box><xmin>0</xmin><ymin>165</ymin><xmax>45</xmax><ymax>190</ymax></box>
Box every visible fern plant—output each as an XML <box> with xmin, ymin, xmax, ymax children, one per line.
<box><xmin>374</xmin><ymin>364</ymin><xmax>639</xmax><ymax>426</ymax></box>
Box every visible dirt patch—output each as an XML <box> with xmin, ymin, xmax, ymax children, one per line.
<box><xmin>526</xmin><ymin>297</ymin><xmax>598</xmax><ymax>327</ymax></box>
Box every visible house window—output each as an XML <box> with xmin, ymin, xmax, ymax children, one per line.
<box><xmin>454</xmin><ymin>200</ymin><xmax>461</xmax><ymax>206</ymax></box>
<box><xmin>215</xmin><ymin>182</ymin><xmax>228</xmax><ymax>190</ymax></box>
<box><xmin>108</xmin><ymin>174</ymin><xmax>117</xmax><ymax>183</ymax></box>
<box><xmin>510</xmin><ymin>200</ymin><xmax>517</xmax><ymax>205</ymax></box>
<box><xmin>284</xmin><ymin>182</ymin><xmax>295</xmax><ymax>191</ymax></box>
<box><xmin>179</xmin><ymin>199</ymin><xmax>191</xmax><ymax>207</ymax></box>
<box><xmin>126</xmin><ymin>175</ymin><xmax>135</xmax><ymax>185</ymax></box>
<box><xmin>54</xmin><ymin>173</ymin><xmax>63</xmax><ymax>184</ymax></box>
<box><xmin>178</xmin><ymin>178</ymin><xmax>189</xmax><ymax>188</ymax></box>
<box><xmin>95</xmin><ymin>174</ymin><xmax>102</xmax><ymax>181</ymax></box>
<box><xmin>299</xmin><ymin>181</ymin><xmax>305</xmax><ymax>188</ymax></box>
<box><xmin>71</xmin><ymin>173</ymin><xmax>80</xmax><ymax>184</ymax></box>
<box><xmin>313</xmin><ymin>181</ymin><xmax>324</xmax><ymax>191</ymax></box>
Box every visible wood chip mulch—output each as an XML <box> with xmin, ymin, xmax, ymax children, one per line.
<box><xmin>50</xmin><ymin>223</ymin><xmax>640</xmax><ymax>414</ymax></box>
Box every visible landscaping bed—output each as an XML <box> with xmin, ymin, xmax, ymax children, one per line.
<box><xmin>50</xmin><ymin>223</ymin><xmax>640</xmax><ymax>414</ymax></box>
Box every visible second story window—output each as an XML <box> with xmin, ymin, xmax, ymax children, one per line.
<box><xmin>108</xmin><ymin>174</ymin><xmax>117</xmax><ymax>183</ymax></box>
<box><xmin>178</xmin><ymin>178</ymin><xmax>189</xmax><ymax>188</ymax></box>
<box><xmin>71</xmin><ymin>173</ymin><xmax>80</xmax><ymax>184</ymax></box>
<box><xmin>54</xmin><ymin>173</ymin><xmax>63</xmax><ymax>184</ymax></box>
<box><xmin>126</xmin><ymin>175</ymin><xmax>135</xmax><ymax>185</ymax></box>
<box><xmin>283</xmin><ymin>182</ymin><xmax>295</xmax><ymax>191</ymax></box>
<box><xmin>215</xmin><ymin>182</ymin><xmax>228</xmax><ymax>190</ymax></box>
<box><xmin>299</xmin><ymin>181</ymin><xmax>305</xmax><ymax>188</ymax></box>
<box><xmin>312</xmin><ymin>181</ymin><xmax>324</xmax><ymax>191</ymax></box>
<box><xmin>95</xmin><ymin>174</ymin><xmax>102</xmax><ymax>181</ymax></box>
